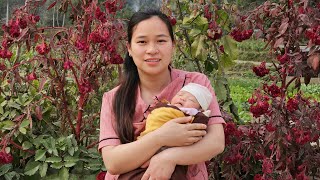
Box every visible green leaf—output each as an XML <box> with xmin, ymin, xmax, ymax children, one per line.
<box><xmin>64</xmin><ymin>155</ymin><xmax>79</xmax><ymax>162</ymax></box>
<box><xmin>46</xmin><ymin>156</ymin><xmax>62</xmax><ymax>163</ymax></box>
<box><xmin>221</xmin><ymin>35</ymin><xmax>238</xmax><ymax>60</ymax></box>
<box><xmin>22</xmin><ymin>141</ymin><xmax>33</xmax><ymax>150</ymax></box>
<box><xmin>0</xmin><ymin>164</ymin><xmax>12</xmax><ymax>176</ymax></box>
<box><xmin>0</xmin><ymin>105</ymin><xmax>3</xmax><ymax>114</ymax></box>
<box><xmin>39</xmin><ymin>162</ymin><xmax>48</xmax><ymax>177</ymax></box>
<box><xmin>214</xmin><ymin>78</ymin><xmax>228</xmax><ymax>101</ymax></box>
<box><xmin>20</xmin><ymin>120</ymin><xmax>30</xmax><ymax>128</ymax></box>
<box><xmin>51</xmin><ymin>162</ymin><xmax>63</xmax><ymax>169</ymax></box>
<box><xmin>4</xmin><ymin>172</ymin><xmax>18</xmax><ymax>180</ymax></box>
<box><xmin>24</xmin><ymin>161</ymin><xmax>40</xmax><ymax>176</ymax></box>
<box><xmin>35</xmin><ymin>149</ymin><xmax>46</xmax><ymax>161</ymax></box>
<box><xmin>59</xmin><ymin>167</ymin><xmax>69</xmax><ymax>180</ymax></box>
<box><xmin>191</xmin><ymin>35</ymin><xmax>207</xmax><ymax>60</ymax></box>
<box><xmin>19</xmin><ymin>127</ymin><xmax>27</xmax><ymax>134</ymax></box>
<box><xmin>64</xmin><ymin>162</ymin><xmax>76</xmax><ymax>168</ymax></box>
<box><xmin>2</xmin><ymin>121</ymin><xmax>15</xmax><ymax>130</ymax></box>
<box><xmin>189</xmin><ymin>29</ymin><xmax>202</xmax><ymax>38</ymax></box>
<box><xmin>68</xmin><ymin>147</ymin><xmax>75</xmax><ymax>156</ymax></box>
<box><xmin>7</xmin><ymin>101</ymin><xmax>21</xmax><ymax>110</ymax></box>
<box><xmin>194</xmin><ymin>16</ymin><xmax>208</xmax><ymax>27</ymax></box>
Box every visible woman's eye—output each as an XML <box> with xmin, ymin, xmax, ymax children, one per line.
<box><xmin>158</xmin><ymin>40</ymin><xmax>166</xmax><ymax>43</ymax></box>
<box><xmin>137</xmin><ymin>41</ymin><xmax>146</xmax><ymax>44</ymax></box>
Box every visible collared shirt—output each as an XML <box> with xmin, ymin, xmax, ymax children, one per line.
<box><xmin>99</xmin><ymin>68</ymin><xmax>225</xmax><ymax>180</ymax></box>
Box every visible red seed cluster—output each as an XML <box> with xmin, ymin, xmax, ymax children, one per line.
<box><xmin>26</xmin><ymin>72</ymin><xmax>37</xmax><ymax>81</ymax></box>
<box><xmin>305</xmin><ymin>25</ymin><xmax>320</xmax><ymax>45</ymax></box>
<box><xmin>230</xmin><ymin>29</ymin><xmax>253</xmax><ymax>42</ymax></box>
<box><xmin>36</xmin><ymin>42</ymin><xmax>50</xmax><ymax>55</ymax></box>
<box><xmin>207</xmin><ymin>21</ymin><xmax>223</xmax><ymax>40</ymax></box>
<box><xmin>0</xmin><ymin>152</ymin><xmax>13</xmax><ymax>164</ymax></box>
<box><xmin>253</xmin><ymin>62</ymin><xmax>270</xmax><ymax>77</ymax></box>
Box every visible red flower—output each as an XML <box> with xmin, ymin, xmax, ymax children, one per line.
<box><xmin>105</xmin><ymin>1</ymin><xmax>117</xmax><ymax>14</ymax></box>
<box><xmin>110</xmin><ymin>53</ymin><xmax>123</xmax><ymax>64</ymax></box>
<box><xmin>2</xmin><ymin>38</ymin><xmax>13</xmax><ymax>49</ymax></box>
<box><xmin>8</xmin><ymin>20</ymin><xmax>20</xmax><ymax>38</ymax></box>
<box><xmin>169</xmin><ymin>16</ymin><xmax>177</xmax><ymax>26</ymax></box>
<box><xmin>0</xmin><ymin>63</ymin><xmax>6</xmax><ymax>71</ymax></box>
<box><xmin>89</xmin><ymin>31</ymin><xmax>104</xmax><ymax>44</ymax></box>
<box><xmin>287</xmin><ymin>97</ymin><xmax>299</xmax><ymax>112</ymax></box>
<box><xmin>298</xmin><ymin>6</ymin><xmax>305</xmax><ymax>14</ymax></box>
<box><xmin>219</xmin><ymin>45</ymin><xmax>225</xmax><ymax>53</ymax></box>
<box><xmin>277</xmin><ymin>53</ymin><xmax>289</xmax><ymax>64</ymax></box>
<box><xmin>267</xmin><ymin>84</ymin><xmax>281</xmax><ymax>98</ymax></box>
<box><xmin>26</xmin><ymin>72</ymin><xmax>37</xmax><ymax>81</ymax></box>
<box><xmin>29</xmin><ymin>14</ymin><xmax>40</xmax><ymax>23</ymax></box>
<box><xmin>250</xmin><ymin>100</ymin><xmax>269</xmax><ymax>117</ymax></box>
<box><xmin>296</xmin><ymin>170</ymin><xmax>308</xmax><ymax>180</ymax></box>
<box><xmin>95</xmin><ymin>7</ymin><xmax>106</xmax><ymax>23</ymax></box>
<box><xmin>0</xmin><ymin>49</ymin><xmax>13</xmax><ymax>59</ymax></box>
<box><xmin>262</xmin><ymin>158</ymin><xmax>274</xmax><ymax>174</ymax></box>
<box><xmin>18</xmin><ymin>18</ymin><xmax>28</xmax><ymax>29</ymax></box>
<box><xmin>207</xmin><ymin>21</ymin><xmax>223</xmax><ymax>40</ymax></box>
<box><xmin>96</xmin><ymin>171</ymin><xmax>106</xmax><ymax>180</ymax></box>
<box><xmin>79</xmin><ymin>79</ymin><xmax>92</xmax><ymax>95</ymax></box>
<box><xmin>63</xmin><ymin>60</ymin><xmax>73</xmax><ymax>70</ymax></box>
<box><xmin>254</xmin><ymin>152</ymin><xmax>264</xmax><ymax>160</ymax></box>
<box><xmin>266</xmin><ymin>123</ymin><xmax>276</xmax><ymax>132</ymax></box>
<box><xmin>230</xmin><ymin>28</ymin><xmax>253</xmax><ymax>42</ymax></box>
<box><xmin>75</xmin><ymin>39</ymin><xmax>89</xmax><ymax>51</ymax></box>
<box><xmin>253</xmin><ymin>62</ymin><xmax>270</xmax><ymax>77</ymax></box>
<box><xmin>204</xmin><ymin>5</ymin><xmax>212</xmax><ymax>20</ymax></box>
<box><xmin>254</xmin><ymin>174</ymin><xmax>264</xmax><ymax>180</ymax></box>
<box><xmin>0</xmin><ymin>151</ymin><xmax>13</xmax><ymax>164</ymax></box>
<box><xmin>36</xmin><ymin>42</ymin><xmax>50</xmax><ymax>55</ymax></box>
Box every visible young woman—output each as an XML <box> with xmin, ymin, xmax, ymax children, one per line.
<box><xmin>99</xmin><ymin>9</ymin><xmax>225</xmax><ymax>180</ymax></box>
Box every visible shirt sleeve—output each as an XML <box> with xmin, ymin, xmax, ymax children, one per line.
<box><xmin>98</xmin><ymin>91</ymin><xmax>121</xmax><ymax>152</ymax></box>
<box><xmin>185</xmin><ymin>72</ymin><xmax>225</xmax><ymax>125</ymax></box>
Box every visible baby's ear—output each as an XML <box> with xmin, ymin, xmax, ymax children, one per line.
<box><xmin>203</xmin><ymin>110</ymin><xmax>211</xmax><ymax>117</ymax></box>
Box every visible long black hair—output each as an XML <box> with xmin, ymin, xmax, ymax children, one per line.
<box><xmin>112</xmin><ymin>9</ymin><xmax>175</xmax><ymax>144</ymax></box>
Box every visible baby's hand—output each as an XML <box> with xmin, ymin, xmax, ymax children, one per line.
<box><xmin>140</xmin><ymin>160</ymin><xmax>150</xmax><ymax>168</ymax></box>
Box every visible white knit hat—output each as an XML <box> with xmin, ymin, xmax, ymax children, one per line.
<box><xmin>180</xmin><ymin>83</ymin><xmax>213</xmax><ymax>110</ymax></box>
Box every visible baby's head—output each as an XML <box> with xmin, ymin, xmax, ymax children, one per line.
<box><xmin>171</xmin><ymin>83</ymin><xmax>213</xmax><ymax>110</ymax></box>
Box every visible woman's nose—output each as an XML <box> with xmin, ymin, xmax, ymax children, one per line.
<box><xmin>146</xmin><ymin>44</ymin><xmax>159</xmax><ymax>54</ymax></box>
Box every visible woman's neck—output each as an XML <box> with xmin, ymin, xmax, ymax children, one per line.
<box><xmin>139</xmin><ymin>69</ymin><xmax>171</xmax><ymax>104</ymax></box>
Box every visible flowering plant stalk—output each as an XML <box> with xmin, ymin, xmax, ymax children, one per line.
<box><xmin>0</xmin><ymin>0</ymin><xmax>124</xmax><ymax>178</ymax></box>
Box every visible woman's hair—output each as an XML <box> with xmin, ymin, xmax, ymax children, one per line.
<box><xmin>113</xmin><ymin>9</ymin><xmax>175</xmax><ymax>144</ymax></box>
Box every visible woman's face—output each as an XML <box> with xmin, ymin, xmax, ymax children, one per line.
<box><xmin>127</xmin><ymin>16</ymin><xmax>174</xmax><ymax>77</ymax></box>
<box><xmin>171</xmin><ymin>91</ymin><xmax>201</xmax><ymax>109</ymax></box>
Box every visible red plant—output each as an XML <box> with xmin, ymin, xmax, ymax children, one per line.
<box><xmin>210</xmin><ymin>1</ymin><xmax>320</xmax><ymax>179</ymax></box>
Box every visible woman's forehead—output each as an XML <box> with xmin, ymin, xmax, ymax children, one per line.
<box><xmin>131</xmin><ymin>16</ymin><xmax>170</xmax><ymax>38</ymax></box>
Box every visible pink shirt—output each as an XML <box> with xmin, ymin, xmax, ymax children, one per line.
<box><xmin>99</xmin><ymin>68</ymin><xmax>225</xmax><ymax>180</ymax></box>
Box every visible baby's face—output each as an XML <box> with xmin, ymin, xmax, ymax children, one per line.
<box><xmin>171</xmin><ymin>91</ymin><xmax>201</xmax><ymax>109</ymax></box>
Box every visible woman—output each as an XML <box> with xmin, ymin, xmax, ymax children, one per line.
<box><xmin>99</xmin><ymin>9</ymin><xmax>225</xmax><ymax>180</ymax></box>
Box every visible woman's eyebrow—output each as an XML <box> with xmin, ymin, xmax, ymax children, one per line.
<box><xmin>135</xmin><ymin>34</ymin><xmax>170</xmax><ymax>39</ymax></box>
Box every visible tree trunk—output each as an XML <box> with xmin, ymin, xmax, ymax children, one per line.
<box><xmin>6</xmin><ymin>0</ymin><xmax>9</xmax><ymax>25</ymax></box>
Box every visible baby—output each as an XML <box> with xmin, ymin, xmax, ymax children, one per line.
<box><xmin>138</xmin><ymin>82</ymin><xmax>213</xmax><ymax>139</ymax></box>
<box><xmin>118</xmin><ymin>83</ymin><xmax>213</xmax><ymax>180</ymax></box>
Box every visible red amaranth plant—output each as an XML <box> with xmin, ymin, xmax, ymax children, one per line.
<box><xmin>210</xmin><ymin>1</ymin><xmax>320</xmax><ymax>179</ymax></box>
<box><xmin>0</xmin><ymin>0</ymin><xmax>125</xmax><ymax>178</ymax></box>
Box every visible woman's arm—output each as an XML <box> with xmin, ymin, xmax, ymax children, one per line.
<box><xmin>101</xmin><ymin>130</ymin><xmax>162</xmax><ymax>175</ymax></box>
<box><xmin>101</xmin><ymin>116</ymin><xmax>207</xmax><ymax>175</ymax></box>
<box><xmin>161</xmin><ymin>123</ymin><xmax>225</xmax><ymax>165</ymax></box>
<box><xmin>141</xmin><ymin>123</ymin><xmax>224</xmax><ymax>179</ymax></box>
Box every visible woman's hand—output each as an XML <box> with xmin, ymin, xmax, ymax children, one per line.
<box><xmin>141</xmin><ymin>152</ymin><xmax>176</xmax><ymax>180</ymax></box>
<box><xmin>154</xmin><ymin>116</ymin><xmax>207</xmax><ymax>147</ymax></box>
